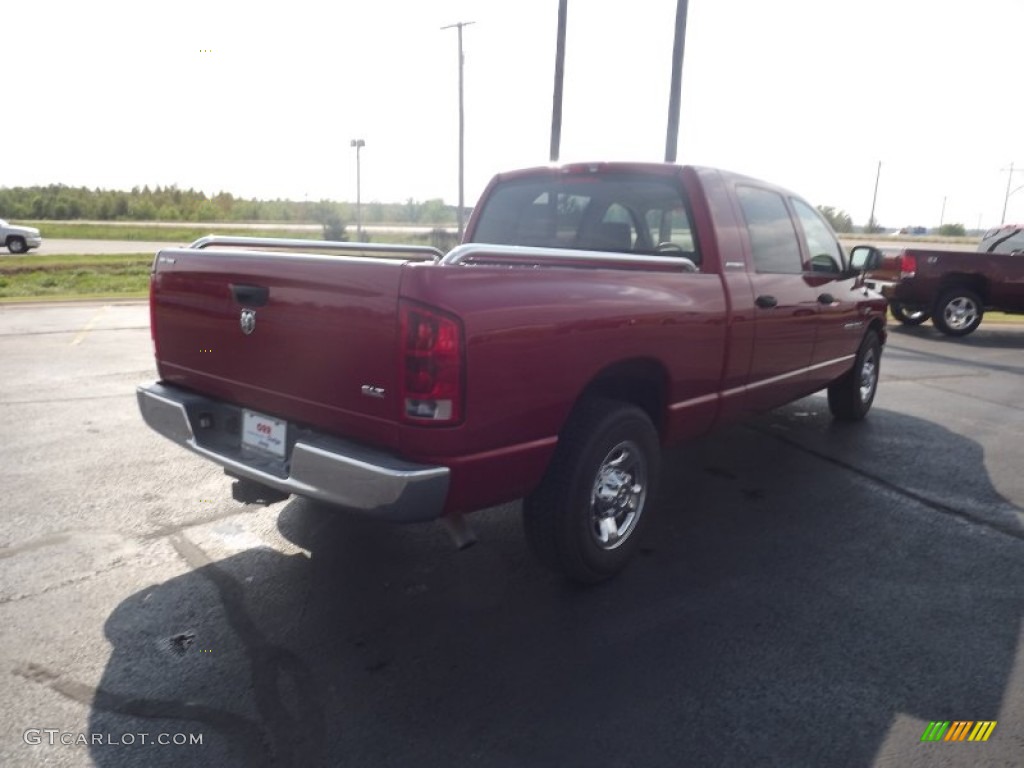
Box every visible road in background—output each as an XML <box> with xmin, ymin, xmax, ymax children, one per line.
<box><xmin>0</xmin><ymin>304</ymin><xmax>1021</xmax><ymax>767</ymax></box>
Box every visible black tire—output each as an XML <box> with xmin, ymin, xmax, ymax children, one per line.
<box><xmin>523</xmin><ymin>398</ymin><xmax>660</xmax><ymax>584</ymax></box>
<box><xmin>828</xmin><ymin>331</ymin><xmax>881</xmax><ymax>421</ymax></box>
<box><xmin>932</xmin><ymin>288</ymin><xmax>983</xmax><ymax>336</ymax></box>
<box><xmin>7</xmin><ymin>237</ymin><xmax>27</xmax><ymax>254</ymax></box>
<box><xmin>889</xmin><ymin>302</ymin><xmax>930</xmax><ymax>326</ymax></box>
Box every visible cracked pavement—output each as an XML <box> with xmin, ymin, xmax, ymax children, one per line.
<box><xmin>1</xmin><ymin>302</ymin><xmax>1022</xmax><ymax>767</ymax></box>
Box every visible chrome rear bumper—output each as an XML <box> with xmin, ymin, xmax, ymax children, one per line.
<box><xmin>136</xmin><ymin>382</ymin><xmax>449</xmax><ymax>522</ymax></box>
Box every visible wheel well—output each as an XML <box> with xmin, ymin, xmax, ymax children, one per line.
<box><xmin>938</xmin><ymin>275</ymin><xmax>989</xmax><ymax>304</ymax></box>
<box><xmin>577</xmin><ymin>359</ymin><xmax>668</xmax><ymax>437</ymax></box>
<box><xmin>868</xmin><ymin>317</ymin><xmax>886</xmax><ymax>343</ymax></box>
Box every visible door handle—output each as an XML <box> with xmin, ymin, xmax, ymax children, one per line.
<box><xmin>755</xmin><ymin>295</ymin><xmax>778</xmax><ymax>309</ymax></box>
<box><xmin>818</xmin><ymin>293</ymin><xmax>836</xmax><ymax>305</ymax></box>
<box><xmin>230</xmin><ymin>283</ymin><xmax>269</xmax><ymax>307</ymax></box>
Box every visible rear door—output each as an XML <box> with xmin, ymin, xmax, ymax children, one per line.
<box><xmin>735</xmin><ymin>185</ymin><xmax>819</xmax><ymax>412</ymax></box>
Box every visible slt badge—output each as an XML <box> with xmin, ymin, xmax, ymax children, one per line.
<box><xmin>240</xmin><ymin>309</ymin><xmax>256</xmax><ymax>335</ymax></box>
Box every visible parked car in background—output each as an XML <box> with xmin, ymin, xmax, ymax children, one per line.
<box><xmin>0</xmin><ymin>219</ymin><xmax>42</xmax><ymax>253</ymax></box>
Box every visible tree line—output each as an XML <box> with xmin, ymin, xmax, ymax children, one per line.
<box><xmin>0</xmin><ymin>184</ymin><xmax>460</xmax><ymax>225</ymax></box>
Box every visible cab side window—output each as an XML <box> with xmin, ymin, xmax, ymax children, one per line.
<box><xmin>736</xmin><ymin>186</ymin><xmax>802</xmax><ymax>274</ymax></box>
<box><xmin>792</xmin><ymin>198</ymin><xmax>844</xmax><ymax>273</ymax></box>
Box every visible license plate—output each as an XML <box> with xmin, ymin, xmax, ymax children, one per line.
<box><xmin>241</xmin><ymin>409</ymin><xmax>287</xmax><ymax>458</ymax></box>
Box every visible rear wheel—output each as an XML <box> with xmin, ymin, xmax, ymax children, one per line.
<box><xmin>889</xmin><ymin>302</ymin><xmax>929</xmax><ymax>326</ymax></box>
<box><xmin>932</xmin><ymin>288</ymin><xmax>983</xmax><ymax>336</ymax></box>
<box><xmin>7</xmin><ymin>237</ymin><xmax>27</xmax><ymax>254</ymax></box>
<box><xmin>523</xmin><ymin>398</ymin><xmax>660</xmax><ymax>584</ymax></box>
<box><xmin>828</xmin><ymin>331</ymin><xmax>881</xmax><ymax>421</ymax></box>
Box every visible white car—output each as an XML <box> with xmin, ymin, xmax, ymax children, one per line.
<box><xmin>0</xmin><ymin>219</ymin><xmax>42</xmax><ymax>253</ymax></box>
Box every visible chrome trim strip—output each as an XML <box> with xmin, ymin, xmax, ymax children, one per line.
<box><xmin>668</xmin><ymin>393</ymin><xmax>719</xmax><ymax>412</ymax></box>
<box><xmin>720</xmin><ymin>354</ymin><xmax>857</xmax><ymax>399</ymax></box>
<box><xmin>186</xmin><ymin>236</ymin><xmax>443</xmax><ymax>262</ymax></box>
<box><xmin>137</xmin><ymin>383</ymin><xmax>449</xmax><ymax>522</ymax></box>
<box><xmin>442</xmin><ymin>244</ymin><xmax>697</xmax><ymax>271</ymax></box>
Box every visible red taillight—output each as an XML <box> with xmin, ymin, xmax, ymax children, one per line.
<box><xmin>149</xmin><ymin>272</ymin><xmax>159</xmax><ymax>352</ymax></box>
<box><xmin>899</xmin><ymin>253</ymin><xmax>917</xmax><ymax>279</ymax></box>
<box><xmin>399</xmin><ymin>300</ymin><xmax>464</xmax><ymax>425</ymax></box>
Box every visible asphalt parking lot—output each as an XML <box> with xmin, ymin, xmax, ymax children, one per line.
<box><xmin>1</xmin><ymin>302</ymin><xmax>1021</xmax><ymax>767</ymax></box>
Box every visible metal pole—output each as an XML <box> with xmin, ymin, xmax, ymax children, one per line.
<box><xmin>868</xmin><ymin>161</ymin><xmax>881</xmax><ymax>232</ymax></box>
<box><xmin>664</xmin><ymin>0</ymin><xmax>690</xmax><ymax>163</ymax></box>
<box><xmin>1001</xmin><ymin>162</ymin><xmax>1016</xmax><ymax>225</ymax></box>
<box><xmin>443</xmin><ymin>21</ymin><xmax>475</xmax><ymax>239</ymax></box>
<box><xmin>350</xmin><ymin>139</ymin><xmax>365</xmax><ymax>239</ymax></box>
<box><xmin>550</xmin><ymin>0</ymin><xmax>568</xmax><ymax>163</ymax></box>
<box><xmin>939</xmin><ymin>196</ymin><xmax>946</xmax><ymax>228</ymax></box>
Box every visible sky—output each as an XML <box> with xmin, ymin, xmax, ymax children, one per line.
<box><xmin>5</xmin><ymin>0</ymin><xmax>1024</xmax><ymax>229</ymax></box>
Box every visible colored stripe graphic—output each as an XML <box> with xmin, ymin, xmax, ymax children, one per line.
<box><xmin>921</xmin><ymin>722</ymin><xmax>949</xmax><ymax>741</ymax></box>
<box><xmin>920</xmin><ymin>720</ymin><xmax>996</xmax><ymax>742</ymax></box>
<box><xmin>944</xmin><ymin>721</ymin><xmax>972</xmax><ymax>741</ymax></box>
<box><xmin>968</xmin><ymin>722</ymin><xmax>997</xmax><ymax>742</ymax></box>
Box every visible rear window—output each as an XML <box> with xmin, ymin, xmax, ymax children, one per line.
<box><xmin>979</xmin><ymin>226</ymin><xmax>1024</xmax><ymax>254</ymax></box>
<box><xmin>470</xmin><ymin>173</ymin><xmax>701</xmax><ymax>267</ymax></box>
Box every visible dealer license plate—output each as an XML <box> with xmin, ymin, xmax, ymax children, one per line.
<box><xmin>241</xmin><ymin>409</ymin><xmax>287</xmax><ymax>458</ymax></box>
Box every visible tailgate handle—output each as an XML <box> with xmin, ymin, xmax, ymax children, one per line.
<box><xmin>230</xmin><ymin>283</ymin><xmax>269</xmax><ymax>307</ymax></box>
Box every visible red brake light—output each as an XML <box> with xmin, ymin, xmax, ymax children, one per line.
<box><xmin>149</xmin><ymin>271</ymin><xmax>159</xmax><ymax>352</ymax></box>
<box><xmin>400</xmin><ymin>300</ymin><xmax>464</xmax><ymax>425</ymax></box>
<box><xmin>899</xmin><ymin>253</ymin><xmax>917</xmax><ymax>279</ymax></box>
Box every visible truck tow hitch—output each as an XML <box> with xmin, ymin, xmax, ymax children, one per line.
<box><xmin>441</xmin><ymin>514</ymin><xmax>478</xmax><ymax>550</ymax></box>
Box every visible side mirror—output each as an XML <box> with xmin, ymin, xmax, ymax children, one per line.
<box><xmin>849</xmin><ymin>245</ymin><xmax>883</xmax><ymax>272</ymax></box>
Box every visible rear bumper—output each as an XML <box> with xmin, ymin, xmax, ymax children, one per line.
<box><xmin>136</xmin><ymin>382</ymin><xmax>449</xmax><ymax>522</ymax></box>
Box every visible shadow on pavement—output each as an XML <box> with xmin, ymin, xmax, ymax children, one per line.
<box><xmin>86</xmin><ymin>402</ymin><xmax>1023</xmax><ymax>767</ymax></box>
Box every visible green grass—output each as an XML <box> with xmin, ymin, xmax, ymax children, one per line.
<box><xmin>22</xmin><ymin>221</ymin><xmax>323</xmax><ymax>242</ymax></box>
<box><xmin>0</xmin><ymin>253</ymin><xmax>151</xmax><ymax>299</ymax></box>
<box><xmin>985</xmin><ymin>312</ymin><xmax>1024</xmax><ymax>324</ymax></box>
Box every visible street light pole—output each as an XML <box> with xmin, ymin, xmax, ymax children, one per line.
<box><xmin>550</xmin><ymin>0</ymin><xmax>568</xmax><ymax>163</ymax></box>
<box><xmin>664</xmin><ymin>0</ymin><xmax>690</xmax><ymax>163</ymax></box>
<box><xmin>867</xmin><ymin>161</ymin><xmax>882</xmax><ymax>232</ymax></box>
<box><xmin>1000</xmin><ymin>162</ymin><xmax>1021</xmax><ymax>225</ymax></box>
<box><xmin>442</xmin><ymin>21</ymin><xmax>475</xmax><ymax>240</ymax></box>
<box><xmin>350</xmin><ymin>139</ymin><xmax>365</xmax><ymax>240</ymax></box>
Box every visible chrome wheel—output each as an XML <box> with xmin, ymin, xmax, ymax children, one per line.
<box><xmin>859</xmin><ymin>347</ymin><xmax>878</xmax><ymax>404</ymax></box>
<box><xmin>590</xmin><ymin>440</ymin><xmax>647</xmax><ymax>550</ymax></box>
<box><xmin>942</xmin><ymin>296</ymin><xmax>980</xmax><ymax>331</ymax></box>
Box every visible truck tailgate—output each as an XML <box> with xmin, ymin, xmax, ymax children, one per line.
<box><xmin>150</xmin><ymin>247</ymin><xmax>404</xmax><ymax>449</ymax></box>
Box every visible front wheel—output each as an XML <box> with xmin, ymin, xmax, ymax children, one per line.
<box><xmin>523</xmin><ymin>398</ymin><xmax>660</xmax><ymax>584</ymax></box>
<box><xmin>828</xmin><ymin>331</ymin><xmax>881</xmax><ymax>421</ymax></box>
<box><xmin>932</xmin><ymin>288</ymin><xmax>983</xmax><ymax>336</ymax></box>
<box><xmin>7</xmin><ymin>237</ymin><xmax>27</xmax><ymax>254</ymax></box>
<box><xmin>890</xmin><ymin>302</ymin><xmax>930</xmax><ymax>326</ymax></box>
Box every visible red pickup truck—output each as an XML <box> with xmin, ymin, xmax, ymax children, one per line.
<box><xmin>872</xmin><ymin>227</ymin><xmax>1024</xmax><ymax>335</ymax></box>
<box><xmin>137</xmin><ymin>162</ymin><xmax>886</xmax><ymax>582</ymax></box>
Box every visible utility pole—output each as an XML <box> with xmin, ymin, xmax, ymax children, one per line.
<box><xmin>1001</xmin><ymin>162</ymin><xmax>1021</xmax><ymax>225</ymax></box>
<box><xmin>350</xmin><ymin>139</ymin><xmax>365</xmax><ymax>240</ymax></box>
<box><xmin>867</xmin><ymin>161</ymin><xmax>882</xmax><ymax>232</ymax></box>
<box><xmin>550</xmin><ymin>0</ymin><xmax>568</xmax><ymax>163</ymax></box>
<box><xmin>939</xmin><ymin>196</ymin><xmax>946</xmax><ymax>228</ymax></box>
<box><xmin>442</xmin><ymin>21</ymin><xmax>475</xmax><ymax>239</ymax></box>
<box><xmin>664</xmin><ymin>0</ymin><xmax>690</xmax><ymax>163</ymax></box>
